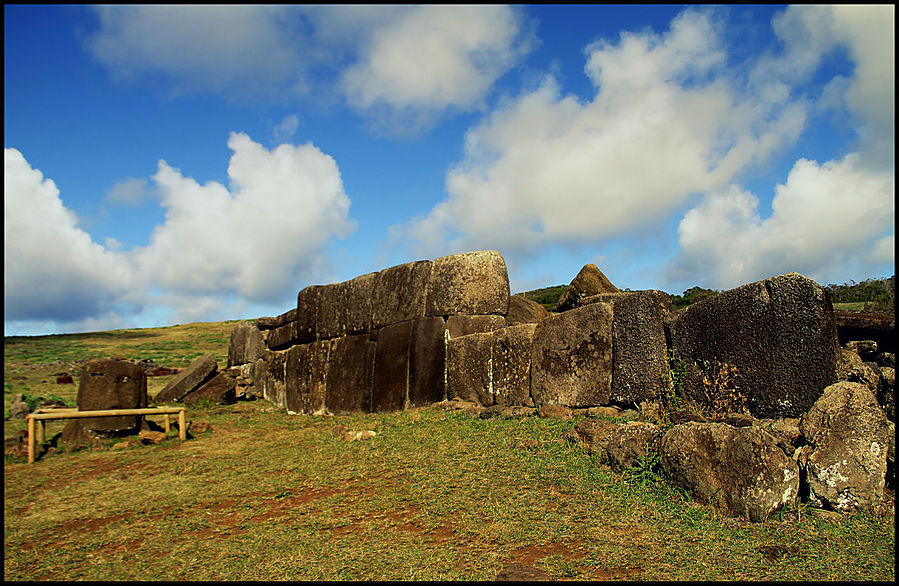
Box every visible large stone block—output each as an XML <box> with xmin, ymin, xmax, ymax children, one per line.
<box><xmin>530</xmin><ymin>303</ymin><xmax>613</xmax><ymax>407</ymax></box>
<box><xmin>154</xmin><ymin>354</ymin><xmax>218</xmax><ymax>404</ymax></box>
<box><xmin>660</xmin><ymin>422</ymin><xmax>800</xmax><ymax>522</ymax></box>
<box><xmin>228</xmin><ymin>323</ymin><xmax>265</xmax><ymax>367</ymax></box>
<box><xmin>370</xmin><ymin>260</ymin><xmax>432</xmax><ymax>329</ymax></box>
<box><xmin>409</xmin><ymin>317</ymin><xmax>447</xmax><ymax>407</ymax></box>
<box><xmin>326</xmin><ymin>335</ymin><xmax>376</xmax><ymax>413</ymax></box>
<box><xmin>263</xmin><ymin>349</ymin><xmax>289</xmax><ymax>409</ymax></box>
<box><xmin>556</xmin><ymin>264</ymin><xmax>619</xmax><ymax>312</ymax></box>
<box><xmin>505</xmin><ymin>294</ymin><xmax>550</xmax><ymax>326</ymax></box>
<box><xmin>492</xmin><ymin>323</ymin><xmax>537</xmax><ymax>406</ymax></box>
<box><xmin>446</xmin><ymin>331</ymin><xmax>494</xmax><ymax>406</ymax></box>
<box><xmin>265</xmin><ymin>321</ymin><xmax>297</xmax><ymax>350</ymax></box>
<box><xmin>316</xmin><ymin>281</ymin><xmax>348</xmax><ymax>340</ymax></box>
<box><xmin>256</xmin><ymin>307</ymin><xmax>296</xmax><ymax>331</ymax></box>
<box><xmin>445</xmin><ymin>314</ymin><xmax>506</xmax><ymax>338</ymax></box>
<box><xmin>670</xmin><ymin>273</ymin><xmax>841</xmax><ymax>418</ymax></box>
<box><xmin>183</xmin><ymin>372</ymin><xmax>236</xmax><ymax>406</ymax></box>
<box><xmin>372</xmin><ymin>321</ymin><xmax>414</xmax><ymax>412</ymax></box>
<box><xmin>426</xmin><ymin>250</ymin><xmax>510</xmax><ymax>317</ymax></box>
<box><xmin>287</xmin><ymin>340</ymin><xmax>331</xmax><ymax>415</ymax></box>
<box><xmin>798</xmin><ymin>381</ymin><xmax>892</xmax><ymax>512</ymax></box>
<box><xmin>296</xmin><ymin>285</ymin><xmax>323</xmax><ymax>343</ymax></box>
<box><xmin>606</xmin><ymin>291</ymin><xmax>674</xmax><ymax>404</ymax></box>
<box><xmin>70</xmin><ymin>359</ymin><xmax>148</xmax><ymax>434</ymax></box>
<box><xmin>344</xmin><ymin>272</ymin><xmax>378</xmax><ymax>335</ymax></box>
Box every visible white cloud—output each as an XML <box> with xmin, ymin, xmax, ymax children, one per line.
<box><xmin>396</xmin><ymin>9</ymin><xmax>806</xmax><ymax>257</ymax></box>
<box><xmin>669</xmin><ymin>154</ymin><xmax>894</xmax><ymax>289</ymax></box>
<box><xmin>5</xmin><ymin>134</ymin><xmax>355</xmax><ymax>333</ymax></box>
<box><xmin>4</xmin><ymin>148</ymin><xmax>135</xmax><ymax>322</ymax></box>
<box><xmin>86</xmin><ymin>5</ymin><xmax>307</xmax><ymax>101</ymax></box>
<box><xmin>132</xmin><ymin>132</ymin><xmax>355</xmax><ymax>304</ymax></box>
<box><xmin>340</xmin><ymin>5</ymin><xmax>534</xmax><ymax>134</ymax></box>
<box><xmin>85</xmin><ymin>5</ymin><xmax>532</xmax><ymax>132</ymax></box>
<box><xmin>273</xmin><ymin>114</ymin><xmax>301</xmax><ymax>143</ymax></box>
<box><xmin>769</xmin><ymin>5</ymin><xmax>894</xmax><ymax>168</ymax></box>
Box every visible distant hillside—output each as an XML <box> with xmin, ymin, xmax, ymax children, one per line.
<box><xmin>518</xmin><ymin>275</ymin><xmax>895</xmax><ymax>313</ymax></box>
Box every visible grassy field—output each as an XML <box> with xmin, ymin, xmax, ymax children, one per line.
<box><xmin>4</xmin><ymin>321</ymin><xmax>895</xmax><ymax>581</ymax></box>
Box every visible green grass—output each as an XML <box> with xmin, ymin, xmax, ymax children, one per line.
<box><xmin>3</xmin><ymin>320</ymin><xmax>895</xmax><ymax>581</ymax></box>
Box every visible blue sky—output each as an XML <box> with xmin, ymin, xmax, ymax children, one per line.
<box><xmin>4</xmin><ymin>5</ymin><xmax>894</xmax><ymax>336</ymax></box>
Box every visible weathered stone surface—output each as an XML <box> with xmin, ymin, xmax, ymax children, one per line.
<box><xmin>605</xmin><ymin>290</ymin><xmax>673</xmax><ymax>404</ymax></box>
<box><xmin>879</xmin><ymin>366</ymin><xmax>894</xmax><ymax>421</ymax></box>
<box><xmin>445</xmin><ymin>314</ymin><xmax>506</xmax><ymax>338</ymax></box>
<box><xmin>446</xmin><ymin>331</ymin><xmax>493</xmax><ymax>406</ymax></box>
<box><xmin>538</xmin><ymin>404</ymin><xmax>572</xmax><ymax>419</ymax></box>
<box><xmin>257</xmin><ymin>308</ymin><xmax>296</xmax><ymax>330</ymax></box>
<box><xmin>265</xmin><ymin>320</ymin><xmax>297</xmax><ymax>350</ymax></box>
<box><xmin>669</xmin><ymin>273</ymin><xmax>840</xmax><ymax>419</ymax></box>
<box><xmin>344</xmin><ymin>272</ymin><xmax>378</xmax><ymax>335</ymax></box>
<box><xmin>9</xmin><ymin>397</ymin><xmax>30</xmax><ymax>419</ymax></box>
<box><xmin>286</xmin><ymin>341</ymin><xmax>330</xmax><ymax>415</ymax></box>
<box><xmin>660</xmin><ymin>422</ymin><xmax>800</xmax><ymax>522</ymax></box>
<box><xmin>262</xmin><ymin>349</ymin><xmax>289</xmax><ymax>408</ymax></box>
<box><xmin>372</xmin><ymin>321</ymin><xmax>413</xmax><ymax>412</ymax></box>
<box><xmin>138</xmin><ymin>429</ymin><xmax>167</xmax><ymax>445</ymax></box>
<box><xmin>316</xmin><ymin>281</ymin><xmax>347</xmax><ymax>340</ymax></box>
<box><xmin>581</xmin><ymin>420</ymin><xmax>663</xmax><ymax>470</ymax></box>
<box><xmin>758</xmin><ymin>417</ymin><xmax>803</xmax><ymax>457</ymax></box>
<box><xmin>72</xmin><ymin>359</ymin><xmax>148</xmax><ymax>435</ymax></box>
<box><xmin>798</xmin><ymin>381</ymin><xmax>892</xmax><ymax>512</ymax></box>
<box><xmin>154</xmin><ymin>354</ymin><xmax>217</xmax><ymax>404</ymax></box>
<box><xmin>56</xmin><ymin>373</ymin><xmax>74</xmax><ymax>384</ymax></box>
<box><xmin>425</xmin><ymin>250</ymin><xmax>510</xmax><ymax>317</ymax></box>
<box><xmin>505</xmin><ymin>294</ymin><xmax>551</xmax><ymax>326</ymax></box>
<box><xmin>409</xmin><ymin>317</ymin><xmax>447</xmax><ymax>407</ymax></box>
<box><xmin>836</xmin><ymin>348</ymin><xmax>881</xmax><ymax>394</ymax></box>
<box><xmin>325</xmin><ymin>335</ymin><xmax>376</xmax><ymax>413</ymax></box>
<box><xmin>228</xmin><ymin>323</ymin><xmax>266</xmax><ymax>367</ymax></box>
<box><xmin>530</xmin><ymin>303</ymin><xmax>613</xmax><ymax>408</ymax></box>
<box><xmin>556</xmin><ymin>264</ymin><xmax>619</xmax><ymax>312</ymax></box>
<box><xmin>492</xmin><ymin>323</ymin><xmax>537</xmax><ymax>406</ymax></box>
<box><xmin>296</xmin><ymin>285</ymin><xmax>323</xmax><ymax>343</ymax></box>
<box><xmin>183</xmin><ymin>372</ymin><xmax>236</xmax><ymax>406</ymax></box>
<box><xmin>370</xmin><ymin>260</ymin><xmax>432</xmax><ymax>329</ymax></box>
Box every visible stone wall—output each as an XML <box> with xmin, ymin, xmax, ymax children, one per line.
<box><xmin>229</xmin><ymin>252</ymin><xmax>850</xmax><ymax>420</ymax></box>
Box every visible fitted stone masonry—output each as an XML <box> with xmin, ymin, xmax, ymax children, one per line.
<box><xmin>229</xmin><ymin>252</ymin><xmax>843</xmax><ymax>419</ymax></box>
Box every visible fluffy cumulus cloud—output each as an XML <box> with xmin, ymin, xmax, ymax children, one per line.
<box><xmin>669</xmin><ymin>154</ymin><xmax>894</xmax><ymax>288</ymax></box>
<box><xmin>396</xmin><ymin>6</ymin><xmax>893</xmax><ymax>289</ymax></box>
<box><xmin>666</xmin><ymin>5</ymin><xmax>895</xmax><ymax>289</ymax></box>
<box><xmin>85</xmin><ymin>5</ymin><xmax>532</xmax><ymax>131</ymax></box>
<box><xmin>340</xmin><ymin>5</ymin><xmax>533</xmax><ymax>133</ymax></box>
<box><xmin>5</xmin><ymin>135</ymin><xmax>354</xmax><ymax>333</ymax></box>
<box><xmin>132</xmin><ymin>132</ymin><xmax>354</xmax><ymax>305</ymax></box>
<box><xmin>397</xmin><ymin>9</ymin><xmax>806</xmax><ymax>256</ymax></box>
<box><xmin>4</xmin><ymin>148</ymin><xmax>135</xmax><ymax>323</ymax></box>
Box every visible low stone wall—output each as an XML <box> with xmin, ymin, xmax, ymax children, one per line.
<box><xmin>229</xmin><ymin>251</ymin><xmax>856</xmax><ymax>421</ymax></box>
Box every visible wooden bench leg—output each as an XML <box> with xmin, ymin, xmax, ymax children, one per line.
<box><xmin>163</xmin><ymin>414</ymin><xmax>171</xmax><ymax>433</ymax></box>
<box><xmin>37</xmin><ymin>420</ymin><xmax>46</xmax><ymax>445</ymax></box>
<box><xmin>27</xmin><ymin>416</ymin><xmax>35</xmax><ymax>464</ymax></box>
<box><xmin>178</xmin><ymin>410</ymin><xmax>186</xmax><ymax>441</ymax></box>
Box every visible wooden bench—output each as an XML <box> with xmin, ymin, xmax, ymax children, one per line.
<box><xmin>25</xmin><ymin>406</ymin><xmax>187</xmax><ymax>463</ymax></box>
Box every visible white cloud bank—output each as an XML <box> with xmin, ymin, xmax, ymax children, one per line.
<box><xmin>397</xmin><ymin>9</ymin><xmax>805</xmax><ymax>254</ymax></box>
<box><xmin>4</xmin><ymin>148</ymin><xmax>135</xmax><ymax>323</ymax></box>
<box><xmin>5</xmin><ymin>134</ymin><xmax>354</xmax><ymax>333</ymax></box>
<box><xmin>85</xmin><ymin>5</ymin><xmax>533</xmax><ymax>134</ymax></box>
<box><xmin>396</xmin><ymin>6</ymin><xmax>894</xmax><ymax>290</ymax></box>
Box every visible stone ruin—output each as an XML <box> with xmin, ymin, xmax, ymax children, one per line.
<box><xmin>215</xmin><ymin>249</ymin><xmax>893</xmax><ymax>521</ymax></box>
